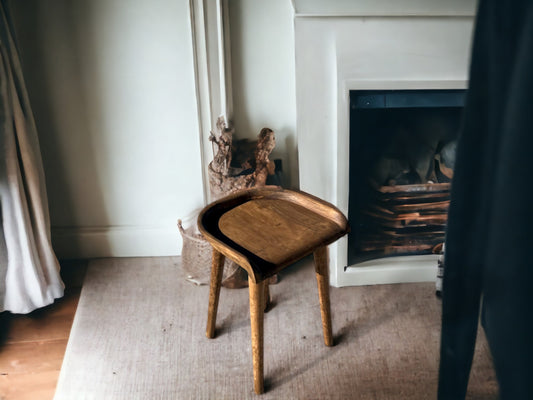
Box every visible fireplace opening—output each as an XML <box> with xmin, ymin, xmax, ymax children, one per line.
<box><xmin>348</xmin><ymin>90</ymin><xmax>465</xmax><ymax>265</ymax></box>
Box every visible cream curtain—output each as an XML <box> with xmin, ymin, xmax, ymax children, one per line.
<box><xmin>0</xmin><ymin>2</ymin><xmax>64</xmax><ymax>313</ymax></box>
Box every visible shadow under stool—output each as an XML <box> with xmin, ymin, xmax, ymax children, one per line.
<box><xmin>198</xmin><ymin>186</ymin><xmax>349</xmax><ymax>394</ymax></box>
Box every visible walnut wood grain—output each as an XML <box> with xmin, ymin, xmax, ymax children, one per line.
<box><xmin>219</xmin><ymin>199</ymin><xmax>339</xmax><ymax>265</ymax></box>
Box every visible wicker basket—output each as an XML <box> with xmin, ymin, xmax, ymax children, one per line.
<box><xmin>178</xmin><ymin>218</ymin><xmax>239</xmax><ymax>285</ymax></box>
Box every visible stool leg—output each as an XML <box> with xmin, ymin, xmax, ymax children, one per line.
<box><xmin>206</xmin><ymin>249</ymin><xmax>225</xmax><ymax>339</ymax></box>
<box><xmin>249</xmin><ymin>278</ymin><xmax>265</xmax><ymax>394</ymax></box>
<box><xmin>314</xmin><ymin>246</ymin><xmax>333</xmax><ymax>347</ymax></box>
<box><xmin>264</xmin><ymin>282</ymin><xmax>271</xmax><ymax>312</ymax></box>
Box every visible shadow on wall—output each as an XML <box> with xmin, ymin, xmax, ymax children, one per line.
<box><xmin>281</xmin><ymin>127</ymin><xmax>299</xmax><ymax>190</ymax></box>
<box><xmin>8</xmin><ymin>0</ymin><xmax>110</xmax><ymax>257</ymax></box>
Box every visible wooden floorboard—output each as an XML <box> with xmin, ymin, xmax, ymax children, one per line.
<box><xmin>0</xmin><ymin>260</ymin><xmax>87</xmax><ymax>400</ymax></box>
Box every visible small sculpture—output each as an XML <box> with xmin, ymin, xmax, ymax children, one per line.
<box><xmin>208</xmin><ymin>116</ymin><xmax>276</xmax><ymax>201</ymax></box>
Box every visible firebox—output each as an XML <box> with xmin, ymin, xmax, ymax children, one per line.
<box><xmin>348</xmin><ymin>90</ymin><xmax>465</xmax><ymax>266</ymax></box>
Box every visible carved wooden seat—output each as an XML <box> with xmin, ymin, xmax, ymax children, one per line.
<box><xmin>198</xmin><ymin>186</ymin><xmax>349</xmax><ymax>394</ymax></box>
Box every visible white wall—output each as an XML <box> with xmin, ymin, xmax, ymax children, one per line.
<box><xmin>228</xmin><ymin>0</ymin><xmax>298</xmax><ymax>188</ymax></box>
<box><xmin>10</xmin><ymin>0</ymin><xmax>205</xmax><ymax>258</ymax></box>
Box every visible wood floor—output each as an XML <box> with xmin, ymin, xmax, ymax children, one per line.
<box><xmin>0</xmin><ymin>261</ymin><xmax>87</xmax><ymax>400</ymax></box>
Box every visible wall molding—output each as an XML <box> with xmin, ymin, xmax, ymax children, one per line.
<box><xmin>292</xmin><ymin>0</ymin><xmax>477</xmax><ymax>17</ymax></box>
<box><xmin>189</xmin><ymin>0</ymin><xmax>233</xmax><ymax>204</ymax></box>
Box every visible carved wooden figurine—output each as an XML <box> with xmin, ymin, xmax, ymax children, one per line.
<box><xmin>208</xmin><ymin>117</ymin><xmax>276</xmax><ymax>201</ymax></box>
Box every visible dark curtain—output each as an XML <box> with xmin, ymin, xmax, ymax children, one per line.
<box><xmin>438</xmin><ymin>0</ymin><xmax>533</xmax><ymax>398</ymax></box>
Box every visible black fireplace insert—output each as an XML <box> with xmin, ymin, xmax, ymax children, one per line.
<box><xmin>348</xmin><ymin>89</ymin><xmax>466</xmax><ymax>265</ymax></box>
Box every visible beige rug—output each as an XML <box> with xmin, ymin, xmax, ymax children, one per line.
<box><xmin>54</xmin><ymin>257</ymin><xmax>498</xmax><ymax>399</ymax></box>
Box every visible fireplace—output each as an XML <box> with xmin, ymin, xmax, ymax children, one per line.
<box><xmin>293</xmin><ymin>1</ymin><xmax>476</xmax><ymax>286</ymax></box>
<box><xmin>348</xmin><ymin>89</ymin><xmax>465</xmax><ymax>265</ymax></box>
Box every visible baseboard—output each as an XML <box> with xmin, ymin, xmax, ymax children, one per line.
<box><xmin>51</xmin><ymin>225</ymin><xmax>182</xmax><ymax>259</ymax></box>
<box><xmin>51</xmin><ymin>226</ymin><xmax>439</xmax><ymax>286</ymax></box>
<box><xmin>335</xmin><ymin>254</ymin><xmax>439</xmax><ymax>287</ymax></box>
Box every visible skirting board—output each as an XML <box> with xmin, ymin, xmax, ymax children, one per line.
<box><xmin>51</xmin><ymin>226</ymin><xmax>182</xmax><ymax>259</ymax></box>
<box><xmin>51</xmin><ymin>226</ymin><xmax>438</xmax><ymax>288</ymax></box>
<box><xmin>336</xmin><ymin>254</ymin><xmax>439</xmax><ymax>287</ymax></box>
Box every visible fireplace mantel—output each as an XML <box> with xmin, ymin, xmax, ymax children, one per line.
<box><xmin>292</xmin><ymin>0</ymin><xmax>477</xmax><ymax>17</ymax></box>
<box><xmin>294</xmin><ymin>2</ymin><xmax>476</xmax><ymax>286</ymax></box>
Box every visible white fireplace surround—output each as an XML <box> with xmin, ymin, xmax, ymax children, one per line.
<box><xmin>293</xmin><ymin>0</ymin><xmax>476</xmax><ymax>286</ymax></box>
<box><xmin>193</xmin><ymin>0</ymin><xmax>477</xmax><ymax>287</ymax></box>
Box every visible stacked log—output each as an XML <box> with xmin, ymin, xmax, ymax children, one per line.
<box><xmin>353</xmin><ymin>182</ymin><xmax>450</xmax><ymax>258</ymax></box>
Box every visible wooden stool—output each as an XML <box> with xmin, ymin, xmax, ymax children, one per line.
<box><xmin>198</xmin><ymin>186</ymin><xmax>349</xmax><ymax>394</ymax></box>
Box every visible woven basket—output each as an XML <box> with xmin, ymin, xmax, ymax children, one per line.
<box><xmin>178</xmin><ymin>218</ymin><xmax>239</xmax><ymax>285</ymax></box>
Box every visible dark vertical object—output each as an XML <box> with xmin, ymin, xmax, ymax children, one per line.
<box><xmin>438</xmin><ymin>1</ymin><xmax>533</xmax><ymax>399</ymax></box>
